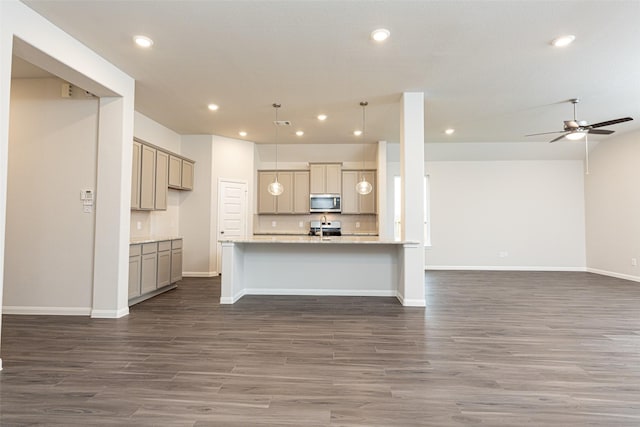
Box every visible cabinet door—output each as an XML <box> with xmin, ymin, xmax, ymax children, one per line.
<box><xmin>168</xmin><ymin>155</ymin><xmax>182</xmax><ymax>189</ymax></box>
<box><xmin>131</xmin><ymin>141</ymin><xmax>141</xmax><ymax>210</ymax></box>
<box><xmin>358</xmin><ymin>171</ymin><xmax>376</xmax><ymax>214</ymax></box>
<box><xmin>258</xmin><ymin>171</ymin><xmax>277</xmax><ymax>214</ymax></box>
<box><xmin>325</xmin><ymin>164</ymin><xmax>342</xmax><ymax>194</ymax></box>
<box><xmin>171</xmin><ymin>248</ymin><xmax>183</xmax><ymax>283</ymax></box>
<box><xmin>128</xmin><ymin>254</ymin><xmax>141</xmax><ymax>299</ymax></box>
<box><xmin>341</xmin><ymin>171</ymin><xmax>359</xmax><ymax>214</ymax></box>
<box><xmin>309</xmin><ymin>164</ymin><xmax>326</xmax><ymax>194</ymax></box>
<box><xmin>293</xmin><ymin>171</ymin><xmax>310</xmax><ymax>213</ymax></box>
<box><xmin>275</xmin><ymin>172</ymin><xmax>293</xmax><ymax>213</ymax></box>
<box><xmin>181</xmin><ymin>160</ymin><xmax>194</xmax><ymax>190</ymax></box>
<box><xmin>139</xmin><ymin>144</ymin><xmax>156</xmax><ymax>210</ymax></box>
<box><xmin>141</xmin><ymin>244</ymin><xmax>158</xmax><ymax>294</ymax></box>
<box><xmin>155</xmin><ymin>150</ymin><xmax>168</xmax><ymax>210</ymax></box>
<box><xmin>157</xmin><ymin>249</ymin><xmax>171</xmax><ymax>288</ymax></box>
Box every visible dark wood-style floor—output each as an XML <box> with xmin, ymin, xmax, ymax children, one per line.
<box><xmin>2</xmin><ymin>271</ymin><xmax>640</xmax><ymax>426</ymax></box>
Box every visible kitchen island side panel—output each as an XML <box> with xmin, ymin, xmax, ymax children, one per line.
<box><xmin>244</xmin><ymin>243</ymin><xmax>397</xmax><ymax>295</ymax></box>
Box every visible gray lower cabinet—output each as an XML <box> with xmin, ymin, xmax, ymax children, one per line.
<box><xmin>171</xmin><ymin>239</ymin><xmax>183</xmax><ymax>283</ymax></box>
<box><xmin>128</xmin><ymin>238</ymin><xmax>183</xmax><ymax>306</ymax></box>
<box><xmin>157</xmin><ymin>240</ymin><xmax>171</xmax><ymax>288</ymax></box>
<box><xmin>128</xmin><ymin>244</ymin><xmax>142</xmax><ymax>299</ymax></box>
<box><xmin>141</xmin><ymin>243</ymin><xmax>157</xmax><ymax>294</ymax></box>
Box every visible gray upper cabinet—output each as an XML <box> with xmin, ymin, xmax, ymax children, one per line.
<box><xmin>293</xmin><ymin>171</ymin><xmax>310</xmax><ymax>213</ymax></box>
<box><xmin>342</xmin><ymin>170</ymin><xmax>376</xmax><ymax>214</ymax></box>
<box><xmin>257</xmin><ymin>170</ymin><xmax>310</xmax><ymax>214</ymax></box>
<box><xmin>132</xmin><ymin>139</ymin><xmax>195</xmax><ymax>211</ymax></box>
<box><xmin>169</xmin><ymin>155</ymin><xmax>195</xmax><ymax>191</ymax></box>
<box><xmin>139</xmin><ymin>144</ymin><xmax>156</xmax><ymax>210</ymax></box>
<box><xmin>310</xmin><ymin>163</ymin><xmax>341</xmax><ymax>194</ymax></box>
<box><xmin>181</xmin><ymin>160</ymin><xmax>194</xmax><ymax>190</ymax></box>
<box><xmin>168</xmin><ymin>155</ymin><xmax>182</xmax><ymax>189</ymax></box>
<box><xmin>155</xmin><ymin>150</ymin><xmax>169</xmax><ymax>210</ymax></box>
<box><xmin>131</xmin><ymin>141</ymin><xmax>141</xmax><ymax>210</ymax></box>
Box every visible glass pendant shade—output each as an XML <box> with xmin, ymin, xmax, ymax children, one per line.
<box><xmin>356</xmin><ymin>177</ymin><xmax>373</xmax><ymax>195</ymax></box>
<box><xmin>268</xmin><ymin>177</ymin><xmax>284</xmax><ymax>196</ymax></box>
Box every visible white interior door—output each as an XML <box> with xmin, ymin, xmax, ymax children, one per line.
<box><xmin>217</xmin><ymin>179</ymin><xmax>248</xmax><ymax>273</ymax></box>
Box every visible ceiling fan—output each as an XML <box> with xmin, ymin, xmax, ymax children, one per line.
<box><xmin>526</xmin><ymin>98</ymin><xmax>633</xmax><ymax>143</ymax></box>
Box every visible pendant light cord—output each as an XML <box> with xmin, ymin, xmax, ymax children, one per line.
<box><xmin>360</xmin><ymin>101</ymin><xmax>368</xmax><ymax>174</ymax></box>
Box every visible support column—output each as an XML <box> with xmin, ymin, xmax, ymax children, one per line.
<box><xmin>399</xmin><ymin>92</ymin><xmax>426</xmax><ymax>306</ymax></box>
<box><xmin>91</xmin><ymin>96</ymin><xmax>134</xmax><ymax>318</ymax></box>
<box><xmin>376</xmin><ymin>140</ymin><xmax>388</xmax><ymax>239</ymax></box>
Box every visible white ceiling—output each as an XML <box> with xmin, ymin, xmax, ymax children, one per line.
<box><xmin>17</xmin><ymin>0</ymin><xmax>640</xmax><ymax>146</ymax></box>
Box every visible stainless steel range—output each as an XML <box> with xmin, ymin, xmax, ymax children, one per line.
<box><xmin>309</xmin><ymin>220</ymin><xmax>342</xmax><ymax>236</ymax></box>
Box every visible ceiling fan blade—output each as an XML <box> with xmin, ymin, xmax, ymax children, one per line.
<box><xmin>588</xmin><ymin>129</ymin><xmax>615</xmax><ymax>135</ymax></box>
<box><xmin>549</xmin><ymin>133</ymin><xmax>568</xmax><ymax>143</ymax></box>
<box><xmin>525</xmin><ymin>130</ymin><xmax>565</xmax><ymax>137</ymax></box>
<box><xmin>589</xmin><ymin>117</ymin><xmax>634</xmax><ymax>128</ymax></box>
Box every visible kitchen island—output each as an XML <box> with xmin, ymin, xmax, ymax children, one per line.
<box><xmin>219</xmin><ymin>236</ymin><xmax>425</xmax><ymax>306</ymax></box>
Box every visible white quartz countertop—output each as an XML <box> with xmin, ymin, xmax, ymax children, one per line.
<box><xmin>130</xmin><ymin>236</ymin><xmax>182</xmax><ymax>244</ymax></box>
<box><xmin>220</xmin><ymin>235</ymin><xmax>416</xmax><ymax>245</ymax></box>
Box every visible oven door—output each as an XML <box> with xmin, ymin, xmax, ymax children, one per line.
<box><xmin>310</xmin><ymin>194</ymin><xmax>341</xmax><ymax>213</ymax></box>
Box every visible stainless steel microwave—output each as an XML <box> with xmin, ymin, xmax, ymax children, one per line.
<box><xmin>310</xmin><ymin>194</ymin><xmax>341</xmax><ymax>213</ymax></box>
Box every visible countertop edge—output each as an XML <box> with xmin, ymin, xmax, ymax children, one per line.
<box><xmin>130</xmin><ymin>236</ymin><xmax>183</xmax><ymax>244</ymax></box>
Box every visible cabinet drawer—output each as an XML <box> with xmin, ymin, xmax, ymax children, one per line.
<box><xmin>142</xmin><ymin>243</ymin><xmax>157</xmax><ymax>255</ymax></box>
<box><xmin>129</xmin><ymin>244</ymin><xmax>141</xmax><ymax>256</ymax></box>
<box><xmin>158</xmin><ymin>240</ymin><xmax>171</xmax><ymax>252</ymax></box>
<box><xmin>172</xmin><ymin>239</ymin><xmax>183</xmax><ymax>249</ymax></box>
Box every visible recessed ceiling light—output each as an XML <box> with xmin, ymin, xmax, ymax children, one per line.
<box><xmin>295</xmin><ymin>130</ymin><xmax>304</xmax><ymax>136</ymax></box>
<box><xmin>353</xmin><ymin>130</ymin><xmax>363</xmax><ymax>136</ymax></box>
<box><xmin>551</xmin><ymin>34</ymin><xmax>575</xmax><ymax>47</ymax></box>
<box><xmin>317</xmin><ymin>114</ymin><xmax>327</xmax><ymax>121</ymax></box>
<box><xmin>445</xmin><ymin>128</ymin><xmax>455</xmax><ymax>135</ymax></box>
<box><xmin>238</xmin><ymin>131</ymin><xmax>247</xmax><ymax>137</ymax></box>
<box><xmin>207</xmin><ymin>103</ymin><xmax>219</xmax><ymax>111</ymax></box>
<box><xmin>371</xmin><ymin>28</ymin><xmax>390</xmax><ymax>42</ymax></box>
<box><xmin>133</xmin><ymin>35</ymin><xmax>154</xmax><ymax>48</ymax></box>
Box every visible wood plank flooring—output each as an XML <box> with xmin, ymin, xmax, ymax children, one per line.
<box><xmin>2</xmin><ymin>271</ymin><xmax>640</xmax><ymax>425</ymax></box>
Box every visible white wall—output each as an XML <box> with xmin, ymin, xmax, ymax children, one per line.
<box><xmin>585</xmin><ymin>130</ymin><xmax>640</xmax><ymax>281</ymax></box>
<box><xmin>130</xmin><ymin>112</ymin><xmax>181</xmax><ymax>238</ymax></box>
<box><xmin>4</xmin><ymin>78</ymin><xmax>98</xmax><ymax>313</ymax></box>
<box><xmin>179</xmin><ymin>135</ymin><xmax>214</xmax><ymax>276</ymax></box>
<box><xmin>386</xmin><ymin>143</ymin><xmax>587</xmax><ymax>270</ymax></box>
<box><xmin>425</xmin><ymin>160</ymin><xmax>586</xmax><ymax>270</ymax></box>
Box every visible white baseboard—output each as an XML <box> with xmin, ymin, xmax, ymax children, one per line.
<box><xmin>91</xmin><ymin>307</ymin><xmax>129</xmax><ymax>318</ymax></box>
<box><xmin>244</xmin><ymin>288</ymin><xmax>397</xmax><ymax>297</ymax></box>
<box><xmin>182</xmin><ymin>271</ymin><xmax>219</xmax><ymax>278</ymax></box>
<box><xmin>425</xmin><ymin>265</ymin><xmax>587</xmax><ymax>272</ymax></box>
<box><xmin>395</xmin><ymin>292</ymin><xmax>426</xmax><ymax>307</ymax></box>
<box><xmin>220</xmin><ymin>288</ymin><xmax>246</xmax><ymax>304</ymax></box>
<box><xmin>2</xmin><ymin>306</ymin><xmax>91</xmax><ymax>316</ymax></box>
<box><xmin>586</xmin><ymin>268</ymin><xmax>640</xmax><ymax>283</ymax></box>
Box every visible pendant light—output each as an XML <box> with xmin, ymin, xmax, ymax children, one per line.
<box><xmin>267</xmin><ymin>103</ymin><xmax>284</xmax><ymax>196</ymax></box>
<box><xmin>356</xmin><ymin>101</ymin><xmax>373</xmax><ymax>195</ymax></box>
